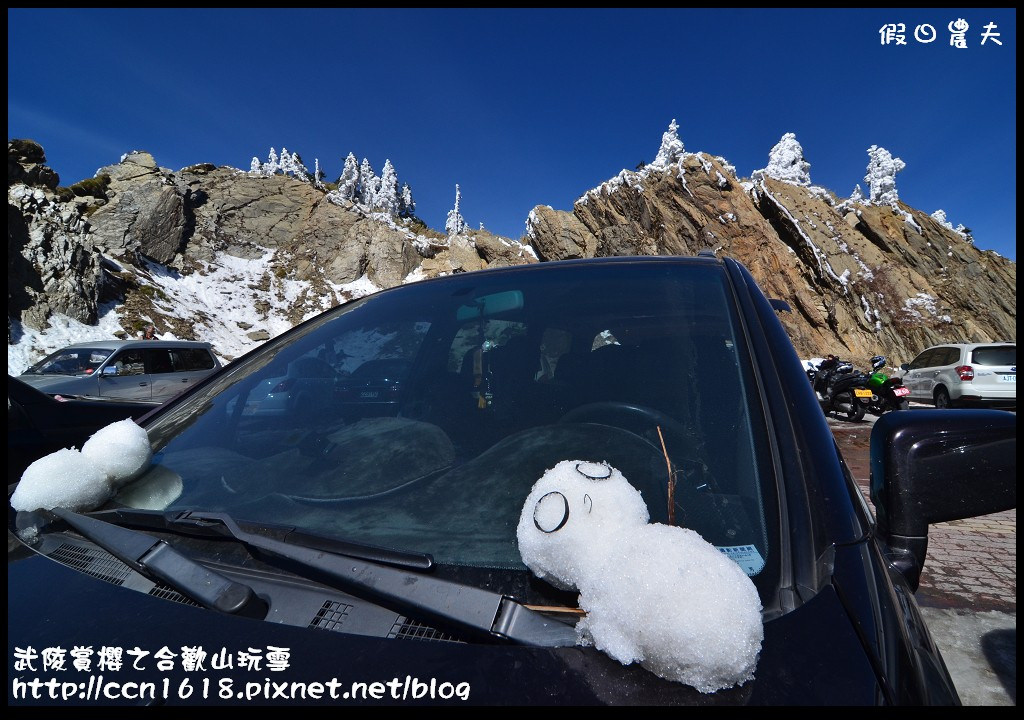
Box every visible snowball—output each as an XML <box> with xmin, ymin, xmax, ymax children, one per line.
<box><xmin>517</xmin><ymin>460</ymin><xmax>763</xmax><ymax>693</ymax></box>
<box><xmin>10</xmin><ymin>449</ymin><xmax>112</xmax><ymax>512</ymax></box>
<box><xmin>11</xmin><ymin>418</ymin><xmax>153</xmax><ymax>515</ymax></box>
<box><xmin>81</xmin><ymin>418</ymin><xmax>153</xmax><ymax>487</ymax></box>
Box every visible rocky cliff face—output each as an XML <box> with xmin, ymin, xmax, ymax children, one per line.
<box><xmin>7</xmin><ymin>142</ymin><xmax>535</xmax><ymax>355</ymax></box>
<box><xmin>7</xmin><ymin>139</ymin><xmax>1015</xmax><ymax>367</ymax></box>
<box><xmin>527</xmin><ymin>153</ymin><xmax>1015</xmax><ymax>364</ymax></box>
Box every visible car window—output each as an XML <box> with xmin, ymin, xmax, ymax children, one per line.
<box><xmin>146</xmin><ymin>349</ymin><xmax>175</xmax><ymax>374</ymax></box>
<box><xmin>909</xmin><ymin>349</ymin><xmax>938</xmax><ymax>369</ymax></box>
<box><xmin>24</xmin><ymin>348</ymin><xmax>112</xmax><ymax>376</ymax></box>
<box><xmin>110</xmin><ymin>350</ymin><xmax>146</xmax><ymax>376</ymax></box>
<box><xmin>938</xmin><ymin>347</ymin><xmax>961</xmax><ymax>366</ymax></box>
<box><xmin>116</xmin><ymin>264</ymin><xmax>778</xmax><ymax>603</ymax></box>
<box><xmin>971</xmin><ymin>345</ymin><xmax>1015</xmax><ymax>366</ymax></box>
<box><xmin>171</xmin><ymin>348</ymin><xmax>216</xmax><ymax>371</ymax></box>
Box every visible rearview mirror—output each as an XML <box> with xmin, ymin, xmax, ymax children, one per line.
<box><xmin>870</xmin><ymin>409</ymin><xmax>1016</xmax><ymax>590</ymax></box>
<box><xmin>456</xmin><ymin>290</ymin><xmax>524</xmax><ymax>321</ymax></box>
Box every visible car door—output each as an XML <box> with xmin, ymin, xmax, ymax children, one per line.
<box><xmin>145</xmin><ymin>347</ymin><xmax>186</xmax><ymax>402</ymax></box>
<box><xmin>98</xmin><ymin>348</ymin><xmax>153</xmax><ymax>400</ymax></box>
<box><xmin>903</xmin><ymin>348</ymin><xmax>938</xmax><ymax>400</ymax></box>
<box><xmin>926</xmin><ymin>347</ymin><xmax>961</xmax><ymax>399</ymax></box>
<box><xmin>168</xmin><ymin>347</ymin><xmax>218</xmax><ymax>397</ymax></box>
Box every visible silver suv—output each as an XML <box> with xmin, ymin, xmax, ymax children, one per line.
<box><xmin>18</xmin><ymin>340</ymin><xmax>221</xmax><ymax>403</ymax></box>
<box><xmin>899</xmin><ymin>342</ymin><xmax>1016</xmax><ymax>409</ymax></box>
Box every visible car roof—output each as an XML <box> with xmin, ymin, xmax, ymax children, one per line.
<box><xmin>54</xmin><ymin>339</ymin><xmax>214</xmax><ymax>351</ymax></box>
<box><xmin>921</xmin><ymin>342</ymin><xmax>1015</xmax><ymax>350</ymax></box>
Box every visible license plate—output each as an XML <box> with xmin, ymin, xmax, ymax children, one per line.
<box><xmin>854</xmin><ymin>388</ymin><xmax>873</xmax><ymax>398</ymax></box>
<box><xmin>360</xmin><ymin>391</ymin><xmax>379</xmax><ymax>398</ymax></box>
<box><xmin>1000</xmin><ymin>375</ymin><xmax>1016</xmax><ymax>383</ymax></box>
<box><xmin>894</xmin><ymin>387</ymin><xmax>910</xmax><ymax>396</ymax></box>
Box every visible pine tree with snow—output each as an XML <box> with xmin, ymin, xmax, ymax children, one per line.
<box><xmin>358</xmin><ymin>158</ymin><xmax>377</xmax><ymax>207</ymax></box>
<box><xmin>849</xmin><ymin>184</ymin><xmax>864</xmax><ymax>203</ymax></box>
<box><xmin>446</xmin><ymin>184</ymin><xmax>467</xmax><ymax>236</ymax></box>
<box><xmin>337</xmin><ymin>153</ymin><xmax>359</xmax><ymax>201</ymax></box>
<box><xmin>290</xmin><ymin>151</ymin><xmax>309</xmax><ymax>181</ymax></box>
<box><xmin>313</xmin><ymin>158</ymin><xmax>325</xmax><ymax>188</ymax></box>
<box><xmin>264</xmin><ymin>147</ymin><xmax>280</xmax><ymax>175</ymax></box>
<box><xmin>376</xmin><ymin>159</ymin><xmax>400</xmax><ymax>216</ymax></box>
<box><xmin>399</xmin><ymin>183</ymin><xmax>416</xmax><ymax>218</ymax></box>
<box><xmin>250</xmin><ymin>157</ymin><xmax>262</xmax><ymax>175</ymax></box>
<box><xmin>756</xmin><ymin>133</ymin><xmax>812</xmax><ymax>186</ymax></box>
<box><xmin>650</xmin><ymin>119</ymin><xmax>685</xmax><ymax>169</ymax></box>
<box><xmin>864</xmin><ymin>145</ymin><xmax>905</xmax><ymax>206</ymax></box>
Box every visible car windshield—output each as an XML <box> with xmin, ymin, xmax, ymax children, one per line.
<box><xmin>971</xmin><ymin>346</ymin><xmax>1015</xmax><ymax>366</ymax></box>
<box><xmin>112</xmin><ymin>262</ymin><xmax>778</xmax><ymax>597</ymax></box>
<box><xmin>25</xmin><ymin>348</ymin><xmax>113</xmax><ymax>376</ymax></box>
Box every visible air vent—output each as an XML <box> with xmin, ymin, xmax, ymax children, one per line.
<box><xmin>388</xmin><ymin>617</ymin><xmax>464</xmax><ymax>644</ymax></box>
<box><xmin>149</xmin><ymin>584</ymin><xmax>203</xmax><ymax>607</ymax></box>
<box><xmin>308</xmin><ymin>600</ymin><xmax>353</xmax><ymax>632</ymax></box>
<box><xmin>49</xmin><ymin>543</ymin><xmax>131</xmax><ymax>586</ymax></box>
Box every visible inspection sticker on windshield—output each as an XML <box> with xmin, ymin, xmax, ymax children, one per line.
<box><xmin>716</xmin><ymin>545</ymin><xmax>765</xmax><ymax>576</ymax></box>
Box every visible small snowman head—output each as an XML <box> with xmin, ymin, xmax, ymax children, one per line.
<box><xmin>516</xmin><ymin>460</ymin><xmax>650</xmax><ymax>590</ymax></box>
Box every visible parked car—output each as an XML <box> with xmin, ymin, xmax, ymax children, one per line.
<box><xmin>18</xmin><ymin>340</ymin><xmax>222</xmax><ymax>404</ymax></box>
<box><xmin>8</xmin><ymin>256</ymin><xmax>1016</xmax><ymax>705</ymax></box>
<box><xmin>899</xmin><ymin>342</ymin><xmax>1015</xmax><ymax>409</ymax></box>
<box><xmin>336</xmin><ymin>358</ymin><xmax>412</xmax><ymax>419</ymax></box>
<box><xmin>7</xmin><ymin>375</ymin><xmax>160</xmax><ymax>483</ymax></box>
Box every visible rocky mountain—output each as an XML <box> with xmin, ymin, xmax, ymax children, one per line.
<box><xmin>7</xmin><ymin>134</ymin><xmax>1016</xmax><ymax>372</ymax></box>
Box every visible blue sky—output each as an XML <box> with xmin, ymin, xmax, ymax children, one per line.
<box><xmin>8</xmin><ymin>8</ymin><xmax>1017</xmax><ymax>260</ymax></box>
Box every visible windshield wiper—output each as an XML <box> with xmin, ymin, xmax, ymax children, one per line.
<box><xmin>49</xmin><ymin>507</ymin><xmax>267</xmax><ymax>619</ymax></box>
<box><xmin>172</xmin><ymin>510</ymin><xmax>577</xmax><ymax>647</ymax></box>
<box><xmin>82</xmin><ymin>508</ymin><xmax>578</xmax><ymax>646</ymax></box>
<box><xmin>91</xmin><ymin>507</ymin><xmax>434</xmax><ymax>571</ymax></box>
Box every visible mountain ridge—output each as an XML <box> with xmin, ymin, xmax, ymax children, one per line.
<box><xmin>7</xmin><ymin>137</ymin><xmax>1015</xmax><ymax>374</ymax></box>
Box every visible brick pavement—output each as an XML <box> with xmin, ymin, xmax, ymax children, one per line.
<box><xmin>830</xmin><ymin>422</ymin><xmax>1016</xmax><ymax>613</ymax></box>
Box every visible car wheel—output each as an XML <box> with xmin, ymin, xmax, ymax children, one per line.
<box><xmin>833</xmin><ymin>391</ymin><xmax>866</xmax><ymax>422</ymax></box>
<box><xmin>934</xmin><ymin>388</ymin><xmax>953</xmax><ymax>409</ymax></box>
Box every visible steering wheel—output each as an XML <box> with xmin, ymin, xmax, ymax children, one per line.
<box><xmin>558</xmin><ymin>401</ymin><xmax>698</xmax><ymax>463</ymax></box>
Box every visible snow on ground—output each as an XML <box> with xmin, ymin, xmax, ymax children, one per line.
<box><xmin>8</xmin><ymin>248</ymin><xmax>383</xmax><ymax>376</ymax></box>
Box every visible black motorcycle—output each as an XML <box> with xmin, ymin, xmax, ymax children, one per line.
<box><xmin>807</xmin><ymin>355</ymin><xmax>871</xmax><ymax>422</ymax></box>
<box><xmin>865</xmin><ymin>355</ymin><xmax>910</xmax><ymax>415</ymax></box>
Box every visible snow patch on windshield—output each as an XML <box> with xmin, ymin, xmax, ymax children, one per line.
<box><xmin>517</xmin><ymin>460</ymin><xmax>763</xmax><ymax>693</ymax></box>
<box><xmin>10</xmin><ymin>419</ymin><xmax>152</xmax><ymax>513</ymax></box>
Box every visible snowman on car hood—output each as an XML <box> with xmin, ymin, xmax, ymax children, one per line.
<box><xmin>516</xmin><ymin>460</ymin><xmax>763</xmax><ymax>694</ymax></box>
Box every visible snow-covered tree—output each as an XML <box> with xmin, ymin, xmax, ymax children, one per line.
<box><xmin>265</xmin><ymin>147</ymin><xmax>280</xmax><ymax>174</ymax></box>
<box><xmin>849</xmin><ymin>184</ymin><xmax>864</xmax><ymax>203</ymax></box>
<box><xmin>277</xmin><ymin>148</ymin><xmax>309</xmax><ymax>181</ymax></box>
<box><xmin>336</xmin><ymin>153</ymin><xmax>359</xmax><ymax>201</ymax></box>
<box><xmin>376</xmin><ymin>159</ymin><xmax>400</xmax><ymax>216</ymax></box>
<box><xmin>931</xmin><ymin>209</ymin><xmax>952</xmax><ymax>229</ymax></box>
<box><xmin>250</xmin><ymin>157</ymin><xmax>262</xmax><ymax>174</ymax></box>
<box><xmin>445</xmin><ymin>184</ymin><xmax>466</xmax><ymax>236</ymax></box>
<box><xmin>399</xmin><ymin>183</ymin><xmax>416</xmax><ymax>218</ymax></box>
<box><xmin>358</xmin><ymin>158</ymin><xmax>377</xmax><ymax>207</ymax></box>
<box><xmin>755</xmin><ymin>133</ymin><xmax>812</xmax><ymax>186</ymax></box>
<box><xmin>650</xmin><ymin>119</ymin><xmax>685</xmax><ymax>169</ymax></box>
<box><xmin>312</xmin><ymin>158</ymin><xmax>325</xmax><ymax>189</ymax></box>
<box><xmin>864</xmin><ymin>145</ymin><xmax>905</xmax><ymax>206</ymax></box>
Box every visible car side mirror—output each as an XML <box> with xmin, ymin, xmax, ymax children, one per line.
<box><xmin>900</xmin><ymin>363</ymin><xmax>910</xmax><ymax>372</ymax></box>
<box><xmin>869</xmin><ymin>409</ymin><xmax>1016</xmax><ymax>591</ymax></box>
<box><xmin>102</xmin><ymin>366</ymin><xmax>119</xmax><ymax>377</ymax></box>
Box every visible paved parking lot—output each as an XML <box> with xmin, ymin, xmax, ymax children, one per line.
<box><xmin>829</xmin><ymin>415</ymin><xmax>1016</xmax><ymax>705</ymax></box>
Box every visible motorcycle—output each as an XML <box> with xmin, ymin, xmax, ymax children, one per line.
<box><xmin>865</xmin><ymin>355</ymin><xmax>910</xmax><ymax>415</ymax></box>
<box><xmin>806</xmin><ymin>355</ymin><xmax>871</xmax><ymax>422</ymax></box>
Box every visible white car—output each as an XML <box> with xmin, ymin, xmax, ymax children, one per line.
<box><xmin>899</xmin><ymin>342</ymin><xmax>1015</xmax><ymax>409</ymax></box>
